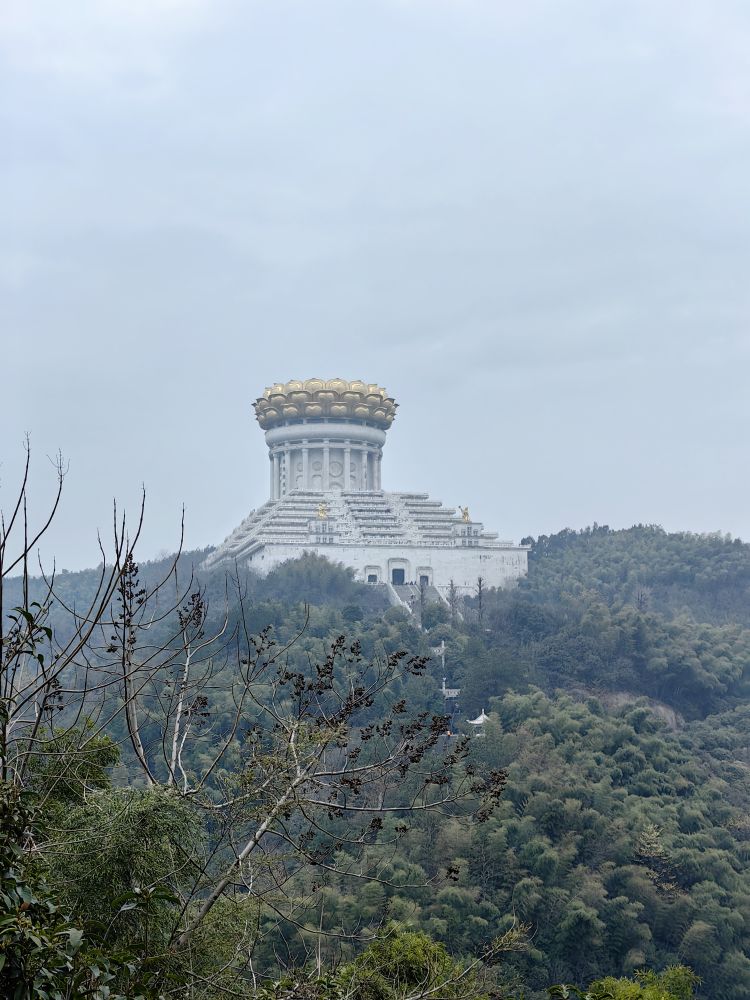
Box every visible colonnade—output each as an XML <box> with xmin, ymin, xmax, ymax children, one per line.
<box><xmin>269</xmin><ymin>441</ymin><xmax>383</xmax><ymax>499</ymax></box>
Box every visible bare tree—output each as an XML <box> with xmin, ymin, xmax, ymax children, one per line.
<box><xmin>475</xmin><ymin>576</ymin><xmax>485</xmax><ymax>627</ymax></box>
<box><xmin>635</xmin><ymin>584</ymin><xmax>651</xmax><ymax>612</ymax></box>
<box><xmin>447</xmin><ymin>579</ymin><xmax>459</xmax><ymax>626</ymax></box>
<box><xmin>0</xmin><ymin>440</ymin><xmax>151</xmax><ymax>788</ymax></box>
<box><xmin>0</xmin><ymin>448</ymin><xmax>507</xmax><ymax>994</ymax></box>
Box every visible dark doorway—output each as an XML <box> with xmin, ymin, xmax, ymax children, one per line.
<box><xmin>367</xmin><ymin>574</ymin><xmax>377</xmax><ymax>583</ymax></box>
<box><xmin>391</xmin><ymin>568</ymin><xmax>405</xmax><ymax>585</ymax></box>
<box><xmin>419</xmin><ymin>575</ymin><xmax>429</xmax><ymax>587</ymax></box>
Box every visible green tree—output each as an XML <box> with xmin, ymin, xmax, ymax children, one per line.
<box><xmin>548</xmin><ymin>965</ymin><xmax>699</xmax><ymax>999</ymax></box>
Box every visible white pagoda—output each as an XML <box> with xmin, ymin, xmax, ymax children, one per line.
<box><xmin>203</xmin><ymin>378</ymin><xmax>528</xmax><ymax>596</ymax></box>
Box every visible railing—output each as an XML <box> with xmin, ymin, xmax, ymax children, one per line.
<box><xmin>385</xmin><ymin>580</ymin><xmax>411</xmax><ymax>611</ymax></box>
<box><xmin>224</xmin><ymin>533</ymin><xmax>520</xmax><ymax>551</ymax></box>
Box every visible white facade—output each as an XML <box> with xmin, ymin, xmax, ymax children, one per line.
<box><xmin>203</xmin><ymin>490</ymin><xmax>528</xmax><ymax>595</ymax></box>
<box><xmin>203</xmin><ymin>378</ymin><xmax>529</xmax><ymax>595</ymax></box>
<box><xmin>242</xmin><ymin>540</ymin><xmax>526</xmax><ymax>593</ymax></box>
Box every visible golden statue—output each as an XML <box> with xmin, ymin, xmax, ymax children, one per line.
<box><xmin>460</xmin><ymin>506</ymin><xmax>470</xmax><ymax>523</ymax></box>
<box><xmin>317</xmin><ymin>502</ymin><xmax>328</xmax><ymax>520</ymax></box>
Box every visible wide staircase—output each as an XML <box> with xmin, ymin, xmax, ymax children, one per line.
<box><xmin>392</xmin><ymin>582</ymin><xmax>448</xmax><ymax>614</ymax></box>
<box><xmin>341</xmin><ymin>492</ymin><xmax>406</xmax><ymax>542</ymax></box>
<box><xmin>392</xmin><ymin>583</ymin><xmax>421</xmax><ymax>607</ymax></box>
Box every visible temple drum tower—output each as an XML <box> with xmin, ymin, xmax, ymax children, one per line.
<box><xmin>204</xmin><ymin>378</ymin><xmax>529</xmax><ymax>596</ymax></box>
<box><xmin>255</xmin><ymin>378</ymin><xmax>396</xmax><ymax>498</ymax></box>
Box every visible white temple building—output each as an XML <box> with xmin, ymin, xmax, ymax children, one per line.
<box><xmin>203</xmin><ymin>378</ymin><xmax>529</xmax><ymax>596</ymax></box>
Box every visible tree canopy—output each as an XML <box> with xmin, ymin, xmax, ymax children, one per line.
<box><xmin>5</xmin><ymin>481</ymin><xmax>750</xmax><ymax>998</ymax></box>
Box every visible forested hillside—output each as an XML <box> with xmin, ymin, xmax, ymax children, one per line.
<box><xmin>522</xmin><ymin>524</ymin><xmax>750</xmax><ymax>625</ymax></box>
<box><xmin>4</xmin><ymin>527</ymin><xmax>750</xmax><ymax>998</ymax></box>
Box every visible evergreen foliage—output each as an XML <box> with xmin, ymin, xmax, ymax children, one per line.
<box><xmin>6</xmin><ymin>520</ymin><xmax>750</xmax><ymax>997</ymax></box>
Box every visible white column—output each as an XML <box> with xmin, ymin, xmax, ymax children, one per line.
<box><xmin>272</xmin><ymin>452</ymin><xmax>280</xmax><ymax>500</ymax></box>
<box><xmin>344</xmin><ymin>446</ymin><xmax>351</xmax><ymax>491</ymax></box>
<box><xmin>283</xmin><ymin>448</ymin><xmax>291</xmax><ymax>496</ymax></box>
<box><xmin>269</xmin><ymin>454</ymin><xmax>274</xmax><ymax>498</ymax></box>
<box><xmin>302</xmin><ymin>446</ymin><xmax>309</xmax><ymax>489</ymax></box>
<box><xmin>363</xmin><ymin>447</ymin><xmax>369</xmax><ymax>489</ymax></box>
<box><xmin>323</xmin><ymin>441</ymin><xmax>330</xmax><ymax>491</ymax></box>
<box><xmin>376</xmin><ymin>450</ymin><xmax>382</xmax><ymax>490</ymax></box>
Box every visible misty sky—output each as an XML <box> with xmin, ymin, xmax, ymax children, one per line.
<box><xmin>2</xmin><ymin>0</ymin><xmax>749</xmax><ymax>571</ymax></box>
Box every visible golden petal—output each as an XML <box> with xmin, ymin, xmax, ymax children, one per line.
<box><xmin>326</xmin><ymin>377</ymin><xmax>348</xmax><ymax>393</ymax></box>
<box><xmin>253</xmin><ymin>380</ymin><xmax>396</xmax><ymax>428</ymax></box>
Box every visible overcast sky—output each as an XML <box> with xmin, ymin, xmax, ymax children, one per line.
<box><xmin>2</xmin><ymin>0</ymin><xmax>749</xmax><ymax>571</ymax></box>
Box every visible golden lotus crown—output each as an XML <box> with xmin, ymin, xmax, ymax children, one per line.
<box><xmin>254</xmin><ymin>378</ymin><xmax>397</xmax><ymax>430</ymax></box>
